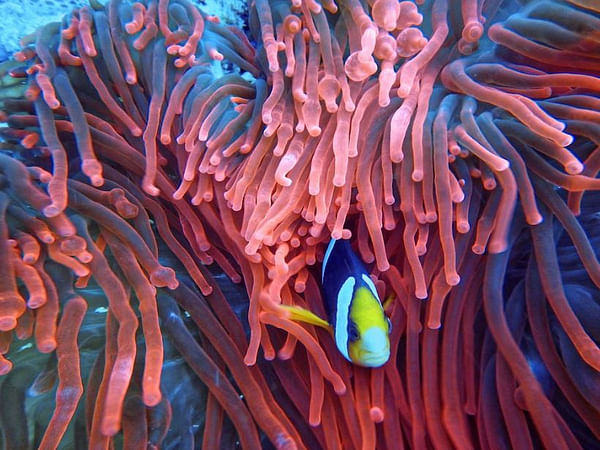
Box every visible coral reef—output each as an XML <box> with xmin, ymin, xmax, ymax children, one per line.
<box><xmin>0</xmin><ymin>0</ymin><xmax>599</xmax><ymax>448</ymax></box>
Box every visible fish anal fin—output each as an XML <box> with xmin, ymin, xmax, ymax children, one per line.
<box><xmin>280</xmin><ymin>305</ymin><xmax>331</xmax><ymax>330</ymax></box>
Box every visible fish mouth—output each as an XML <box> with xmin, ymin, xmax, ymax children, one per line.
<box><xmin>358</xmin><ymin>351</ymin><xmax>390</xmax><ymax>368</ymax></box>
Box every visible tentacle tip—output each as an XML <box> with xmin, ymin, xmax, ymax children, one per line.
<box><xmin>325</xmin><ymin>101</ymin><xmax>338</xmax><ymax>113</ymax></box>
<box><xmin>142</xmin><ymin>183</ymin><xmax>160</xmax><ymax>196</ymax></box>
<box><xmin>143</xmin><ymin>393</ymin><xmax>162</xmax><ymax>407</ymax></box>
<box><xmin>527</xmin><ymin>214</ymin><xmax>543</xmax><ymax>225</ymax></box>
<box><xmin>274</xmin><ymin>434</ymin><xmax>298</xmax><ymax>450</ymax></box>
<box><xmin>463</xmin><ymin>22</ymin><xmax>484</xmax><ymax>43</ymax></box>
<box><xmin>307</xmin><ymin>126</ymin><xmax>322</xmax><ymax>137</ymax></box>
<box><xmin>334</xmin><ymin>383</ymin><xmax>347</xmax><ymax>395</ymax></box>
<box><xmin>27</xmin><ymin>297</ymin><xmax>45</xmax><ymax>309</ymax></box>
<box><xmin>309</xmin><ymin>418</ymin><xmax>321</xmax><ymax>427</ymax></box>
<box><xmin>565</xmin><ymin>161</ymin><xmax>583</xmax><ymax>175</ymax></box>
<box><xmin>43</xmin><ymin>204</ymin><xmax>62</xmax><ymax>218</ymax></box>
<box><xmin>561</xmin><ymin>133</ymin><xmax>574</xmax><ymax>146</ymax></box>
<box><xmin>377</xmin><ymin>260</ymin><xmax>390</xmax><ymax>272</ymax></box>
<box><xmin>100</xmin><ymin>421</ymin><xmax>120</xmax><ymax>437</ymax></box>
<box><xmin>427</xmin><ymin>319</ymin><xmax>441</xmax><ymax>329</ymax></box>
<box><xmin>411</xmin><ymin>170</ymin><xmax>423</xmax><ymax>182</ymax></box>
<box><xmin>197</xmin><ymin>281</ymin><xmax>212</xmax><ymax>294</ymax></box>
<box><xmin>488</xmin><ymin>241</ymin><xmax>507</xmax><ymax>254</ymax></box>
<box><xmin>390</xmin><ymin>153</ymin><xmax>404</xmax><ymax>164</ymax></box>
<box><xmin>125</xmin><ymin>74</ymin><xmax>138</xmax><ymax>85</ymax></box>
<box><xmin>90</xmin><ymin>175</ymin><xmax>104</xmax><ymax>187</ymax></box>
<box><xmin>333</xmin><ymin>175</ymin><xmax>346</xmax><ymax>187</ymax></box>
<box><xmin>331</xmin><ymin>230</ymin><xmax>343</xmax><ymax>240</ymax></box>
<box><xmin>0</xmin><ymin>361</ymin><xmax>12</xmax><ymax>375</ymax></box>
<box><xmin>277</xmin><ymin>177</ymin><xmax>292</xmax><ymax>187</ymax></box>
<box><xmin>472</xmin><ymin>245</ymin><xmax>484</xmax><ymax>255</ymax></box>
<box><xmin>396</xmin><ymin>85</ymin><xmax>411</xmax><ymax>98</ymax></box>
<box><xmin>457</xmin><ymin>222</ymin><xmax>470</xmax><ymax>233</ymax></box>
<box><xmin>48</xmin><ymin>99</ymin><xmax>61</xmax><ymax>109</ymax></box>
<box><xmin>0</xmin><ymin>317</ymin><xmax>17</xmax><ymax>331</ymax></box>
<box><xmin>38</xmin><ymin>339</ymin><xmax>57</xmax><ymax>353</ymax></box>
<box><xmin>416</xmin><ymin>289</ymin><xmax>428</xmax><ymax>299</ymax></box>
<box><xmin>447</xmin><ymin>273</ymin><xmax>460</xmax><ymax>286</ymax></box>
<box><xmin>425</xmin><ymin>212</ymin><xmax>437</xmax><ymax>223</ymax></box>
<box><xmin>369</xmin><ymin>407</ymin><xmax>384</xmax><ymax>423</ymax></box>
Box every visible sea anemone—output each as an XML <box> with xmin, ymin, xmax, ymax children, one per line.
<box><xmin>0</xmin><ymin>0</ymin><xmax>598</xmax><ymax>448</ymax></box>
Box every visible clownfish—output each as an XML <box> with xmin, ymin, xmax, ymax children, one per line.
<box><xmin>282</xmin><ymin>238</ymin><xmax>391</xmax><ymax>367</ymax></box>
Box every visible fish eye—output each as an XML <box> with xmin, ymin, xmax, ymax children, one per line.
<box><xmin>348</xmin><ymin>322</ymin><xmax>360</xmax><ymax>341</ymax></box>
<box><xmin>386</xmin><ymin>317</ymin><xmax>392</xmax><ymax>334</ymax></box>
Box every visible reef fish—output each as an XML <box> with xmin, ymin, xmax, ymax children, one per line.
<box><xmin>283</xmin><ymin>238</ymin><xmax>391</xmax><ymax>367</ymax></box>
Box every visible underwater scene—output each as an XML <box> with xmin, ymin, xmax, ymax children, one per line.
<box><xmin>0</xmin><ymin>0</ymin><xmax>599</xmax><ymax>448</ymax></box>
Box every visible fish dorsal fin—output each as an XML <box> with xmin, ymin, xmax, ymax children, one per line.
<box><xmin>322</xmin><ymin>238</ymin><xmax>337</xmax><ymax>280</ymax></box>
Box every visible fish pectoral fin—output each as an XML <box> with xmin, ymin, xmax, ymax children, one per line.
<box><xmin>383</xmin><ymin>294</ymin><xmax>395</xmax><ymax>312</ymax></box>
<box><xmin>279</xmin><ymin>305</ymin><xmax>331</xmax><ymax>330</ymax></box>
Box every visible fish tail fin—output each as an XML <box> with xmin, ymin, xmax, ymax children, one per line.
<box><xmin>279</xmin><ymin>305</ymin><xmax>331</xmax><ymax>330</ymax></box>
